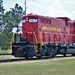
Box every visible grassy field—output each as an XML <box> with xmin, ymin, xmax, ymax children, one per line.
<box><xmin>0</xmin><ymin>49</ymin><xmax>12</xmax><ymax>54</ymax></box>
<box><xmin>0</xmin><ymin>58</ymin><xmax>75</xmax><ymax>75</ymax></box>
<box><xmin>0</xmin><ymin>49</ymin><xmax>13</xmax><ymax>60</ymax></box>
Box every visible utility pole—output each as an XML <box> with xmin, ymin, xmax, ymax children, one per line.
<box><xmin>25</xmin><ymin>0</ymin><xmax>26</xmax><ymax>15</ymax></box>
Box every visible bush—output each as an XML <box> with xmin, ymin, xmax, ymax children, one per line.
<box><xmin>1</xmin><ymin>46</ymin><xmax>9</xmax><ymax>51</ymax></box>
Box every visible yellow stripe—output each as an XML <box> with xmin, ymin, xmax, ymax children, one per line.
<box><xmin>10</xmin><ymin>33</ymin><xmax>14</xmax><ymax>50</ymax></box>
<box><xmin>39</xmin><ymin>32</ymin><xmax>75</xmax><ymax>36</ymax></box>
<box><xmin>27</xmin><ymin>32</ymin><xmax>37</xmax><ymax>43</ymax></box>
<box><xmin>33</xmin><ymin>32</ymin><xmax>37</xmax><ymax>43</ymax></box>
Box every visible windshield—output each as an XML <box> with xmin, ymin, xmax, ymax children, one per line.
<box><xmin>22</xmin><ymin>19</ymin><xmax>26</xmax><ymax>23</ymax></box>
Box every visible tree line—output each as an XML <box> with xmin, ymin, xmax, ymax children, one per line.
<box><xmin>0</xmin><ymin>0</ymin><xmax>24</xmax><ymax>50</ymax></box>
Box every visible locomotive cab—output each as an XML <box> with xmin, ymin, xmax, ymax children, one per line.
<box><xmin>12</xmin><ymin>14</ymin><xmax>39</xmax><ymax>58</ymax></box>
<box><xmin>22</xmin><ymin>14</ymin><xmax>38</xmax><ymax>43</ymax></box>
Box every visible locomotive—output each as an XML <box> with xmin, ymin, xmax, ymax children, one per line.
<box><xmin>12</xmin><ymin>13</ymin><xmax>75</xmax><ymax>59</ymax></box>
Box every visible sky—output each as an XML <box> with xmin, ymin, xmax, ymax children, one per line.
<box><xmin>3</xmin><ymin>0</ymin><xmax>75</xmax><ymax>20</ymax></box>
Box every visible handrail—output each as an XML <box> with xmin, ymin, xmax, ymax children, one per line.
<box><xmin>10</xmin><ymin>33</ymin><xmax>14</xmax><ymax>49</ymax></box>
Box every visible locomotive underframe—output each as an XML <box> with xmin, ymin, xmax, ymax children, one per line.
<box><xmin>12</xmin><ymin>37</ymin><xmax>75</xmax><ymax>59</ymax></box>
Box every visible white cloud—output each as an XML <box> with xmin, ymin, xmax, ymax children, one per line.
<box><xmin>46</xmin><ymin>0</ymin><xmax>73</xmax><ymax>19</ymax></box>
<box><xmin>3</xmin><ymin>0</ymin><xmax>75</xmax><ymax>20</ymax></box>
<box><xmin>51</xmin><ymin>0</ymin><xmax>65</xmax><ymax>10</ymax></box>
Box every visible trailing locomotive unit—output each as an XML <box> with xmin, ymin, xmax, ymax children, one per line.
<box><xmin>12</xmin><ymin>13</ymin><xmax>75</xmax><ymax>58</ymax></box>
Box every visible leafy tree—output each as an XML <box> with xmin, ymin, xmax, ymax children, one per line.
<box><xmin>0</xmin><ymin>0</ymin><xmax>5</xmax><ymax>33</ymax></box>
<box><xmin>10</xmin><ymin>3</ymin><xmax>23</xmax><ymax>32</ymax></box>
<box><xmin>0</xmin><ymin>3</ymin><xmax>23</xmax><ymax>50</ymax></box>
<box><xmin>4</xmin><ymin>3</ymin><xmax>23</xmax><ymax>33</ymax></box>
<box><xmin>0</xmin><ymin>0</ymin><xmax>6</xmax><ymax>50</ymax></box>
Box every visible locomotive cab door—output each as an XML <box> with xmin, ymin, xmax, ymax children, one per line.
<box><xmin>13</xmin><ymin>33</ymin><xmax>21</xmax><ymax>44</ymax></box>
<box><xmin>11</xmin><ymin>33</ymin><xmax>22</xmax><ymax>57</ymax></box>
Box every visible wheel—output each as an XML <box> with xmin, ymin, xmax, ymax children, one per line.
<box><xmin>63</xmin><ymin>54</ymin><xmax>66</xmax><ymax>57</ymax></box>
<box><xmin>37</xmin><ymin>55</ymin><xmax>42</xmax><ymax>59</ymax></box>
<box><xmin>25</xmin><ymin>57</ymin><xmax>28</xmax><ymax>59</ymax></box>
<box><xmin>72</xmin><ymin>54</ymin><xmax>75</xmax><ymax>56</ymax></box>
<box><xmin>60</xmin><ymin>48</ymin><xmax>67</xmax><ymax>57</ymax></box>
<box><xmin>49</xmin><ymin>47</ymin><xmax>57</xmax><ymax>58</ymax></box>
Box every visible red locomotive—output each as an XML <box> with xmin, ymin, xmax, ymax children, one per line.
<box><xmin>12</xmin><ymin>13</ymin><xmax>75</xmax><ymax>58</ymax></box>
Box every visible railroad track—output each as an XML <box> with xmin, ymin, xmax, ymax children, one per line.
<box><xmin>0</xmin><ymin>59</ymin><xmax>25</xmax><ymax>63</ymax></box>
<box><xmin>0</xmin><ymin>54</ymin><xmax>11</xmax><ymax>55</ymax></box>
<box><xmin>0</xmin><ymin>55</ymin><xmax>75</xmax><ymax>63</ymax></box>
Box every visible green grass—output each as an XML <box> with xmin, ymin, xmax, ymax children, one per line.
<box><xmin>0</xmin><ymin>49</ymin><xmax>12</xmax><ymax>54</ymax></box>
<box><xmin>0</xmin><ymin>58</ymin><xmax>75</xmax><ymax>75</ymax></box>
<box><xmin>0</xmin><ymin>55</ymin><xmax>16</xmax><ymax>60</ymax></box>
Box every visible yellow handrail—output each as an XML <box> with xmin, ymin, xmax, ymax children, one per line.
<box><xmin>10</xmin><ymin>34</ymin><xmax>14</xmax><ymax>49</ymax></box>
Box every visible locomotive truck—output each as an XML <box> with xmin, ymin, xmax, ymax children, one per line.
<box><xmin>12</xmin><ymin>13</ymin><xmax>75</xmax><ymax>59</ymax></box>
